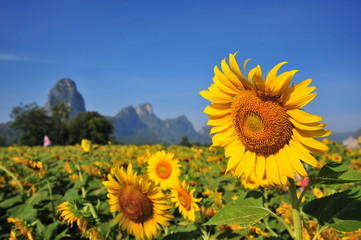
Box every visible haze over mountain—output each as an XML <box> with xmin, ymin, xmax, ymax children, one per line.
<box><xmin>45</xmin><ymin>79</ymin><xmax>211</xmax><ymax>144</ymax></box>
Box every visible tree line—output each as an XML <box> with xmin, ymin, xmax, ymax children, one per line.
<box><xmin>10</xmin><ymin>102</ymin><xmax>113</xmax><ymax>146</ymax></box>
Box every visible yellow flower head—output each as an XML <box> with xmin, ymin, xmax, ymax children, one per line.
<box><xmin>147</xmin><ymin>150</ymin><xmax>181</xmax><ymax>190</ymax></box>
<box><xmin>331</xmin><ymin>153</ymin><xmax>343</xmax><ymax>162</ymax></box>
<box><xmin>81</xmin><ymin>139</ymin><xmax>92</xmax><ymax>152</ymax></box>
<box><xmin>276</xmin><ymin>202</ymin><xmax>293</xmax><ymax>224</ymax></box>
<box><xmin>7</xmin><ymin>218</ymin><xmax>34</xmax><ymax>240</ymax></box>
<box><xmin>313</xmin><ymin>187</ymin><xmax>324</xmax><ymax>198</ymax></box>
<box><xmin>200</xmin><ymin>53</ymin><xmax>331</xmax><ymax>186</ymax></box>
<box><xmin>57</xmin><ymin>201</ymin><xmax>88</xmax><ymax>233</ymax></box>
<box><xmin>171</xmin><ymin>181</ymin><xmax>202</xmax><ymax>222</ymax></box>
<box><xmin>102</xmin><ymin>164</ymin><xmax>173</xmax><ymax>240</ymax></box>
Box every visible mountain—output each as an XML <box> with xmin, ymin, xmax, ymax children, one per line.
<box><xmin>44</xmin><ymin>78</ymin><xmax>86</xmax><ymax>119</ymax></box>
<box><xmin>111</xmin><ymin>103</ymin><xmax>211</xmax><ymax>144</ymax></box>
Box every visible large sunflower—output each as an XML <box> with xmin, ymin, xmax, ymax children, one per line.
<box><xmin>170</xmin><ymin>181</ymin><xmax>202</xmax><ymax>222</ymax></box>
<box><xmin>147</xmin><ymin>151</ymin><xmax>181</xmax><ymax>190</ymax></box>
<box><xmin>102</xmin><ymin>164</ymin><xmax>173</xmax><ymax>240</ymax></box>
<box><xmin>200</xmin><ymin>53</ymin><xmax>331</xmax><ymax>186</ymax></box>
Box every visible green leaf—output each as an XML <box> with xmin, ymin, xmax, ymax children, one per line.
<box><xmin>44</xmin><ymin>221</ymin><xmax>61</xmax><ymax>240</ymax></box>
<box><xmin>26</xmin><ymin>190</ymin><xmax>49</xmax><ymax>206</ymax></box>
<box><xmin>10</xmin><ymin>204</ymin><xmax>37</xmax><ymax>220</ymax></box>
<box><xmin>204</xmin><ymin>191</ymin><xmax>270</xmax><ymax>227</ymax></box>
<box><xmin>303</xmin><ymin>189</ymin><xmax>361</xmax><ymax>232</ymax></box>
<box><xmin>0</xmin><ymin>195</ymin><xmax>23</xmax><ymax>208</ymax></box>
<box><xmin>309</xmin><ymin>162</ymin><xmax>361</xmax><ymax>184</ymax></box>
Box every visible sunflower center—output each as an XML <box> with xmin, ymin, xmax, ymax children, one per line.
<box><xmin>118</xmin><ymin>186</ymin><xmax>153</xmax><ymax>223</ymax></box>
<box><xmin>156</xmin><ymin>162</ymin><xmax>172</xmax><ymax>179</ymax></box>
<box><xmin>178</xmin><ymin>189</ymin><xmax>191</xmax><ymax>210</ymax></box>
<box><xmin>244</xmin><ymin>111</ymin><xmax>264</xmax><ymax>134</ymax></box>
<box><xmin>231</xmin><ymin>90</ymin><xmax>293</xmax><ymax>155</ymax></box>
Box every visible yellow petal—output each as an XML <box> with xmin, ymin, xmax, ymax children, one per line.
<box><xmin>285</xmin><ymin>92</ymin><xmax>317</xmax><ymax>109</ymax></box>
<box><xmin>255</xmin><ymin>154</ymin><xmax>266</xmax><ymax>184</ymax></box>
<box><xmin>207</xmin><ymin>115</ymin><xmax>232</xmax><ymax>126</ymax></box>
<box><xmin>269</xmin><ymin>70</ymin><xmax>298</xmax><ymax>96</ymax></box>
<box><xmin>285</xmin><ymin>144</ymin><xmax>308</xmax><ymax>177</ymax></box>
<box><xmin>287</xmin><ymin>109</ymin><xmax>323</xmax><ymax>123</ymax></box>
<box><xmin>248</xmin><ymin>65</ymin><xmax>265</xmax><ymax>92</ymax></box>
<box><xmin>292</xmin><ymin>129</ymin><xmax>329</xmax><ymax>153</ymax></box>
<box><xmin>289</xmin><ymin>118</ymin><xmax>326</xmax><ymax>131</ymax></box>
<box><xmin>229</xmin><ymin>53</ymin><xmax>253</xmax><ymax>89</ymax></box>
<box><xmin>234</xmin><ymin>150</ymin><xmax>253</xmax><ymax>177</ymax></box>
<box><xmin>296</xmin><ymin>129</ymin><xmax>332</xmax><ymax>138</ymax></box>
<box><xmin>242</xmin><ymin>151</ymin><xmax>256</xmax><ymax>180</ymax></box>
<box><xmin>289</xmin><ymin>139</ymin><xmax>319</xmax><ymax>168</ymax></box>
<box><xmin>225</xmin><ymin>142</ymin><xmax>245</xmax><ymax>172</ymax></box>
<box><xmin>213</xmin><ymin>75</ymin><xmax>238</xmax><ymax>95</ymax></box>
<box><xmin>265</xmin><ymin>61</ymin><xmax>288</xmax><ymax>87</ymax></box>
<box><xmin>204</xmin><ymin>105</ymin><xmax>231</xmax><ymax>116</ymax></box>
<box><xmin>210</xmin><ymin>120</ymin><xmax>233</xmax><ymax>134</ymax></box>
<box><xmin>266</xmin><ymin>154</ymin><xmax>281</xmax><ymax>185</ymax></box>
<box><xmin>277</xmin><ymin>148</ymin><xmax>295</xmax><ymax>179</ymax></box>
<box><xmin>200</xmin><ymin>90</ymin><xmax>233</xmax><ymax>103</ymax></box>
<box><xmin>212</xmin><ymin>129</ymin><xmax>237</xmax><ymax>147</ymax></box>
<box><xmin>221</xmin><ymin>58</ymin><xmax>245</xmax><ymax>89</ymax></box>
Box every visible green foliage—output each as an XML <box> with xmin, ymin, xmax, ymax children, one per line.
<box><xmin>303</xmin><ymin>189</ymin><xmax>361</xmax><ymax>232</ymax></box>
<box><xmin>9</xmin><ymin>102</ymin><xmax>113</xmax><ymax>146</ymax></box>
<box><xmin>205</xmin><ymin>191</ymin><xmax>270</xmax><ymax>227</ymax></box>
<box><xmin>49</xmin><ymin>102</ymin><xmax>71</xmax><ymax>145</ymax></box>
<box><xmin>179</xmin><ymin>136</ymin><xmax>191</xmax><ymax>147</ymax></box>
<box><xmin>68</xmin><ymin>112</ymin><xmax>113</xmax><ymax>144</ymax></box>
<box><xmin>310</xmin><ymin>162</ymin><xmax>361</xmax><ymax>185</ymax></box>
<box><xmin>11</xmin><ymin>102</ymin><xmax>51</xmax><ymax>146</ymax></box>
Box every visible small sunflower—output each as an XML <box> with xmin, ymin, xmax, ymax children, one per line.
<box><xmin>147</xmin><ymin>151</ymin><xmax>181</xmax><ymax>190</ymax></box>
<box><xmin>200</xmin><ymin>53</ymin><xmax>331</xmax><ymax>186</ymax></box>
<box><xmin>171</xmin><ymin>181</ymin><xmax>202</xmax><ymax>222</ymax></box>
<box><xmin>102</xmin><ymin>164</ymin><xmax>173</xmax><ymax>240</ymax></box>
<box><xmin>312</xmin><ymin>187</ymin><xmax>323</xmax><ymax>198</ymax></box>
<box><xmin>276</xmin><ymin>202</ymin><xmax>293</xmax><ymax>224</ymax></box>
<box><xmin>57</xmin><ymin>201</ymin><xmax>88</xmax><ymax>233</ymax></box>
<box><xmin>81</xmin><ymin>139</ymin><xmax>92</xmax><ymax>152</ymax></box>
<box><xmin>7</xmin><ymin>218</ymin><xmax>34</xmax><ymax>240</ymax></box>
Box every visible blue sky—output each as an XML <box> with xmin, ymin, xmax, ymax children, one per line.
<box><xmin>1</xmin><ymin>1</ymin><xmax>361</xmax><ymax>133</ymax></box>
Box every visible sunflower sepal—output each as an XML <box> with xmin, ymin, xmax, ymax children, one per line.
<box><xmin>204</xmin><ymin>191</ymin><xmax>270</xmax><ymax>227</ymax></box>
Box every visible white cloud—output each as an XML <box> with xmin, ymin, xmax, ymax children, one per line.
<box><xmin>0</xmin><ymin>53</ymin><xmax>22</xmax><ymax>61</ymax></box>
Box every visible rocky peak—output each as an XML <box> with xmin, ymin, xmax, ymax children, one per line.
<box><xmin>115</xmin><ymin>106</ymin><xmax>137</xmax><ymax>119</ymax></box>
<box><xmin>135</xmin><ymin>103</ymin><xmax>154</xmax><ymax>116</ymax></box>
<box><xmin>45</xmin><ymin>78</ymin><xmax>86</xmax><ymax>119</ymax></box>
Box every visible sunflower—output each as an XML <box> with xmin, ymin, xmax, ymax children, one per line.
<box><xmin>276</xmin><ymin>202</ymin><xmax>293</xmax><ymax>224</ymax></box>
<box><xmin>200</xmin><ymin>53</ymin><xmax>331</xmax><ymax>186</ymax></box>
<box><xmin>57</xmin><ymin>201</ymin><xmax>88</xmax><ymax>233</ymax></box>
<box><xmin>7</xmin><ymin>218</ymin><xmax>34</xmax><ymax>240</ymax></box>
<box><xmin>81</xmin><ymin>139</ymin><xmax>92</xmax><ymax>152</ymax></box>
<box><xmin>147</xmin><ymin>151</ymin><xmax>181</xmax><ymax>190</ymax></box>
<box><xmin>312</xmin><ymin>187</ymin><xmax>323</xmax><ymax>198</ymax></box>
<box><xmin>171</xmin><ymin>181</ymin><xmax>202</xmax><ymax>222</ymax></box>
<box><xmin>102</xmin><ymin>164</ymin><xmax>173</xmax><ymax>240</ymax></box>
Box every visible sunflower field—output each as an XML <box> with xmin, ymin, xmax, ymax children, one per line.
<box><xmin>0</xmin><ymin>139</ymin><xmax>361</xmax><ymax>240</ymax></box>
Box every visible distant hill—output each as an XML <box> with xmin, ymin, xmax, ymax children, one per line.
<box><xmin>327</xmin><ymin>132</ymin><xmax>355</xmax><ymax>143</ymax></box>
<box><xmin>110</xmin><ymin>103</ymin><xmax>211</xmax><ymax>144</ymax></box>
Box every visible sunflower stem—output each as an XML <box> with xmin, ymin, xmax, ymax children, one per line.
<box><xmin>0</xmin><ymin>165</ymin><xmax>24</xmax><ymax>192</ymax></box>
<box><xmin>76</xmin><ymin>164</ymin><xmax>87</xmax><ymax>198</ymax></box>
<box><xmin>85</xmin><ymin>203</ymin><xmax>99</xmax><ymax>223</ymax></box>
<box><xmin>288</xmin><ymin>178</ymin><xmax>303</xmax><ymax>240</ymax></box>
